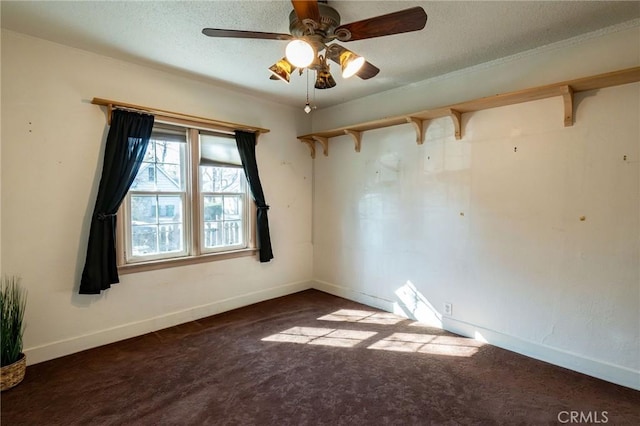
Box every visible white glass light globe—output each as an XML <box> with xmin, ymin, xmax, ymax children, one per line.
<box><xmin>285</xmin><ymin>40</ymin><xmax>315</xmax><ymax>68</ymax></box>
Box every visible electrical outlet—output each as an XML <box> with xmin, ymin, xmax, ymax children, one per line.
<box><xmin>444</xmin><ymin>302</ymin><xmax>453</xmax><ymax>316</ymax></box>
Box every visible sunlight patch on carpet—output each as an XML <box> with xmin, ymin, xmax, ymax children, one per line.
<box><xmin>368</xmin><ymin>333</ymin><xmax>483</xmax><ymax>357</ymax></box>
<box><xmin>317</xmin><ymin>309</ymin><xmax>404</xmax><ymax>325</ymax></box>
<box><xmin>262</xmin><ymin>326</ymin><xmax>378</xmax><ymax>348</ymax></box>
<box><xmin>262</xmin><ymin>326</ymin><xmax>483</xmax><ymax>356</ymax></box>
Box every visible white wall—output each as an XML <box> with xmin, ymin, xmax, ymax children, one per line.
<box><xmin>312</xmin><ymin>23</ymin><xmax>640</xmax><ymax>390</ymax></box>
<box><xmin>0</xmin><ymin>30</ymin><xmax>314</xmax><ymax>363</ymax></box>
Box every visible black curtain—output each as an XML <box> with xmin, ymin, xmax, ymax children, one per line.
<box><xmin>79</xmin><ymin>109</ymin><xmax>155</xmax><ymax>294</ymax></box>
<box><xmin>235</xmin><ymin>130</ymin><xmax>274</xmax><ymax>262</ymax></box>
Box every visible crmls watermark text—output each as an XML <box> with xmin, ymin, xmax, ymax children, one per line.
<box><xmin>557</xmin><ymin>411</ymin><xmax>609</xmax><ymax>424</ymax></box>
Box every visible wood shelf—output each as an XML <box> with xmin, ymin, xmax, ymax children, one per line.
<box><xmin>298</xmin><ymin>67</ymin><xmax>640</xmax><ymax>158</ymax></box>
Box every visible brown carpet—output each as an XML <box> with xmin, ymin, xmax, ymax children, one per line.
<box><xmin>1</xmin><ymin>289</ymin><xmax>638</xmax><ymax>425</ymax></box>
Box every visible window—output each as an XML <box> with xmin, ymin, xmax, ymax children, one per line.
<box><xmin>199</xmin><ymin>132</ymin><xmax>247</xmax><ymax>253</ymax></box>
<box><xmin>119</xmin><ymin>123</ymin><xmax>255</xmax><ymax>271</ymax></box>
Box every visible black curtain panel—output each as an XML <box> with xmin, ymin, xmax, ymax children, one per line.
<box><xmin>79</xmin><ymin>109</ymin><xmax>155</xmax><ymax>294</ymax></box>
<box><xmin>235</xmin><ymin>131</ymin><xmax>274</xmax><ymax>262</ymax></box>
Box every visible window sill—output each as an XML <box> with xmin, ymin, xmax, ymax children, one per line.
<box><xmin>118</xmin><ymin>248</ymin><xmax>258</xmax><ymax>275</ymax></box>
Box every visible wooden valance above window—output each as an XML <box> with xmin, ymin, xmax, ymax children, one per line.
<box><xmin>91</xmin><ymin>97</ymin><xmax>270</xmax><ymax>137</ymax></box>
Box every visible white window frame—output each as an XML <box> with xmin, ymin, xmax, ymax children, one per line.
<box><xmin>117</xmin><ymin>122</ymin><xmax>257</xmax><ymax>274</ymax></box>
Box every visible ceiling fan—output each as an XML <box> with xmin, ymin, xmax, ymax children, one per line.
<box><xmin>202</xmin><ymin>0</ymin><xmax>427</xmax><ymax>91</ymax></box>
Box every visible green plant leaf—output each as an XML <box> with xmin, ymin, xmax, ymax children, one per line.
<box><xmin>1</xmin><ymin>275</ymin><xmax>27</xmax><ymax>367</ymax></box>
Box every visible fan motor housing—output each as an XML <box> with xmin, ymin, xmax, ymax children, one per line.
<box><xmin>289</xmin><ymin>3</ymin><xmax>341</xmax><ymax>38</ymax></box>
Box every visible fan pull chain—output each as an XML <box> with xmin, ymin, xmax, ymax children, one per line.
<box><xmin>304</xmin><ymin>70</ymin><xmax>312</xmax><ymax>113</ymax></box>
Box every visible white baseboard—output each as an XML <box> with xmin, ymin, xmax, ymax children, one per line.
<box><xmin>312</xmin><ymin>279</ymin><xmax>397</xmax><ymax>312</ymax></box>
<box><xmin>311</xmin><ymin>280</ymin><xmax>640</xmax><ymax>391</ymax></box>
<box><xmin>442</xmin><ymin>316</ymin><xmax>640</xmax><ymax>391</ymax></box>
<box><xmin>25</xmin><ymin>280</ymin><xmax>313</xmax><ymax>365</ymax></box>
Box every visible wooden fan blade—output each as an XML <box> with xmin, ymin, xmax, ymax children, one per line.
<box><xmin>335</xmin><ymin>7</ymin><xmax>427</xmax><ymax>41</ymax></box>
<box><xmin>291</xmin><ymin>0</ymin><xmax>320</xmax><ymax>22</ymax></box>
<box><xmin>202</xmin><ymin>28</ymin><xmax>293</xmax><ymax>41</ymax></box>
<box><xmin>356</xmin><ymin>61</ymin><xmax>380</xmax><ymax>80</ymax></box>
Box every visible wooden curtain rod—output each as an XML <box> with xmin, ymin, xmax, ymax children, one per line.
<box><xmin>91</xmin><ymin>98</ymin><xmax>270</xmax><ymax>135</ymax></box>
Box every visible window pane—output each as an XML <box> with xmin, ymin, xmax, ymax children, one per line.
<box><xmin>202</xmin><ymin>194</ymin><xmax>245</xmax><ymax>249</ymax></box>
<box><xmin>204</xmin><ymin>196</ymin><xmax>223</xmax><ymax>221</ymax></box>
<box><xmin>224</xmin><ymin>220</ymin><xmax>243</xmax><ymax>246</ymax></box>
<box><xmin>200</xmin><ymin>166</ymin><xmax>245</xmax><ymax>193</ymax></box>
<box><xmin>221</xmin><ymin>168</ymin><xmax>244</xmax><ymax>193</ymax></box>
<box><xmin>158</xmin><ymin>224</ymin><xmax>183</xmax><ymax>253</ymax></box>
<box><xmin>131</xmin><ymin>162</ymin><xmax>157</xmax><ymax>190</ymax></box>
<box><xmin>130</xmin><ymin>194</ymin><xmax>185</xmax><ymax>259</ymax></box>
<box><xmin>224</xmin><ymin>195</ymin><xmax>243</xmax><ymax>221</ymax></box>
<box><xmin>154</xmin><ymin>140</ymin><xmax>182</xmax><ymax>165</ymax></box>
<box><xmin>158</xmin><ymin>163</ymin><xmax>182</xmax><ymax>190</ymax></box>
<box><xmin>142</xmin><ymin>142</ymin><xmax>156</xmax><ymax>162</ymax></box>
<box><xmin>203</xmin><ymin>221</ymin><xmax>243</xmax><ymax>248</ymax></box>
<box><xmin>131</xmin><ymin>195</ymin><xmax>157</xmax><ymax>224</ymax></box>
<box><xmin>155</xmin><ymin>141</ymin><xmax>184</xmax><ymax>192</ymax></box>
<box><xmin>200</xmin><ymin>166</ymin><xmax>215</xmax><ymax>193</ymax></box>
<box><xmin>131</xmin><ymin>140</ymin><xmax>184</xmax><ymax>192</ymax></box>
<box><xmin>132</xmin><ymin>225</ymin><xmax>158</xmax><ymax>256</ymax></box>
<box><xmin>158</xmin><ymin>195</ymin><xmax>182</xmax><ymax>223</ymax></box>
<box><xmin>132</xmin><ymin>224</ymin><xmax>184</xmax><ymax>256</ymax></box>
<box><xmin>203</xmin><ymin>221</ymin><xmax>223</xmax><ymax>248</ymax></box>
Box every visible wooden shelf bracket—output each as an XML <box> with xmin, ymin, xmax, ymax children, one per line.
<box><xmin>405</xmin><ymin>116</ymin><xmax>425</xmax><ymax>145</ymax></box>
<box><xmin>300</xmin><ymin>138</ymin><xmax>316</xmax><ymax>159</ymax></box>
<box><xmin>448</xmin><ymin>109</ymin><xmax>463</xmax><ymax>140</ymax></box>
<box><xmin>313</xmin><ymin>136</ymin><xmax>329</xmax><ymax>157</ymax></box>
<box><xmin>561</xmin><ymin>85</ymin><xmax>574</xmax><ymax>127</ymax></box>
<box><xmin>299</xmin><ymin>136</ymin><xmax>329</xmax><ymax>158</ymax></box>
<box><xmin>344</xmin><ymin>130</ymin><xmax>362</xmax><ymax>152</ymax></box>
<box><xmin>107</xmin><ymin>103</ymin><xmax>114</xmax><ymax>124</ymax></box>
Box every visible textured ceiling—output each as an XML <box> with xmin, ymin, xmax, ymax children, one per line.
<box><xmin>2</xmin><ymin>1</ymin><xmax>639</xmax><ymax>109</ymax></box>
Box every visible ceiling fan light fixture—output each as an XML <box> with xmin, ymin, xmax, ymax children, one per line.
<box><xmin>340</xmin><ymin>50</ymin><xmax>365</xmax><ymax>79</ymax></box>
<box><xmin>285</xmin><ymin>39</ymin><xmax>315</xmax><ymax>68</ymax></box>
<box><xmin>204</xmin><ymin>4</ymin><xmax>429</xmax><ymax>90</ymax></box>
<box><xmin>315</xmin><ymin>69</ymin><xmax>337</xmax><ymax>89</ymax></box>
<box><xmin>268</xmin><ymin>57</ymin><xmax>296</xmax><ymax>83</ymax></box>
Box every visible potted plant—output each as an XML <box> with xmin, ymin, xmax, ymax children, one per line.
<box><xmin>1</xmin><ymin>275</ymin><xmax>27</xmax><ymax>391</ymax></box>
